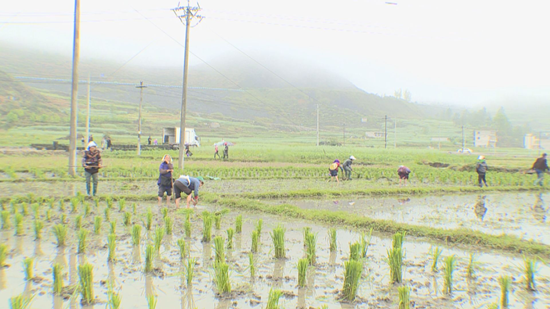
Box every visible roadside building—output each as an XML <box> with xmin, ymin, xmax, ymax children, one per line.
<box><xmin>365</xmin><ymin>131</ymin><xmax>385</xmax><ymax>138</ymax></box>
<box><xmin>524</xmin><ymin>133</ymin><xmax>550</xmax><ymax>150</ymax></box>
<box><xmin>473</xmin><ymin>130</ymin><xmax>497</xmax><ymax>147</ymax></box>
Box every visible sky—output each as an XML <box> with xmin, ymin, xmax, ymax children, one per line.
<box><xmin>1</xmin><ymin>0</ymin><xmax>549</xmax><ymax>107</ymax></box>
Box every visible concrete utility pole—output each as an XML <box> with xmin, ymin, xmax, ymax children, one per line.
<box><xmin>394</xmin><ymin>118</ymin><xmax>397</xmax><ymax>148</ymax></box>
<box><xmin>68</xmin><ymin>0</ymin><xmax>81</xmax><ymax>176</ymax></box>
<box><xmin>173</xmin><ymin>1</ymin><xmax>204</xmax><ymax>170</ymax></box>
<box><xmin>384</xmin><ymin>115</ymin><xmax>388</xmax><ymax>149</ymax></box>
<box><xmin>462</xmin><ymin>125</ymin><xmax>465</xmax><ymax>152</ymax></box>
<box><xmin>85</xmin><ymin>76</ymin><xmax>90</xmax><ymax>145</ymax></box>
<box><xmin>136</xmin><ymin>81</ymin><xmax>147</xmax><ymax>156</ymax></box>
<box><xmin>316</xmin><ymin>104</ymin><xmax>319</xmax><ymax>146</ymax></box>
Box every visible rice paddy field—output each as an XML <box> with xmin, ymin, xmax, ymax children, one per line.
<box><xmin>0</xmin><ymin>145</ymin><xmax>549</xmax><ymax>308</ymax></box>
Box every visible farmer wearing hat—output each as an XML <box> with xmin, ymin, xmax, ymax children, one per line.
<box><xmin>82</xmin><ymin>141</ymin><xmax>102</xmax><ymax>196</ymax></box>
<box><xmin>397</xmin><ymin>165</ymin><xmax>411</xmax><ymax>185</ymax></box>
<box><xmin>532</xmin><ymin>153</ymin><xmax>549</xmax><ymax>187</ymax></box>
<box><xmin>476</xmin><ymin>156</ymin><xmax>488</xmax><ymax>187</ymax></box>
<box><xmin>342</xmin><ymin>155</ymin><xmax>356</xmax><ymax>180</ymax></box>
<box><xmin>173</xmin><ymin>175</ymin><xmax>205</xmax><ymax>209</ymax></box>
<box><xmin>328</xmin><ymin>159</ymin><xmax>343</xmax><ymax>183</ymax></box>
<box><xmin>158</xmin><ymin>154</ymin><xmax>174</xmax><ymax>207</ymax></box>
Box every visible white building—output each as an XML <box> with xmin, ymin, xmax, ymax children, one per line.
<box><xmin>365</xmin><ymin>131</ymin><xmax>385</xmax><ymax>138</ymax></box>
<box><xmin>524</xmin><ymin>133</ymin><xmax>550</xmax><ymax>150</ymax></box>
<box><xmin>474</xmin><ymin>130</ymin><xmax>497</xmax><ymax>147</ymax></box>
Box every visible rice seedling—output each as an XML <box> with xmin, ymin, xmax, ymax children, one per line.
<box><xmin>266</xmin><ymin>288</ymin><xmax>283</xmax><ymax>309</ymax></box>
<box><xmin>185</xmin><ymin>258</ymin><xmax>195</xmax><ymax>286</ymax></box>
<box><xmin>147</xmin><ymin>295</ymin><xmax>157</xmax><ymax>309</ymax></box>
<box><xmin>23</xmin><ymin>257</ymin><xmax>34</xmax><ymax>280</ymax></box>
<box><xmin>161</xmin><ymin>207</ymin><xmax>168</xmax><ymax>219</ymax></box>
<box><xmin>523</xmin><ymin>255</ymin><xmax>537</xmax><ymax>290</ymax></box>
<box><xmin>108</xmin><ymin>233</ymin><xmax>116</xmax><ymax>262</ymax></box>
<box><xmin>106</xmin><ymin>197</ymin><xmax>113</xmax><ymax>209</ymax></box>
<box><xmin>349</xmin><ymin>242</ymin><xmax>361</xmax><ymax>262</ymax></box>
<box><xmin>214</xmin><ymin>213</ymin><xmax>222</xmax><ymax>230</ymax></box>
<box><xmin>387</xmin><ymin>247</ymin><xmax>403</xmax><ymax>284</ymax></box>
<box><xmin>235</xmin><ymin>214</ymin><xmax>242</xmax><ymax>233</ymax></box>
<box><xmin>499</xmin><ymin>275</ymin><xmax>511</xmax><ymax>307</ymax></box>
<box><xmin>33</xmin><ymin>220</ymin><xmax>44</xmax><ymax>240</ymax></box>
<box><xmin>214</xmin><ymin>261</ymin><xmax>231</xmax><ymax>293</ymax></box>
<box><xmin>105</xmin><ymin>207</ymin><xmax>111</xmax><ymax>222</ymax></box>
<box><xmin>443</xmin><ymin>255</ymin><xmax>456</xmax><ymax>294</ymax></box>
<box><xmin>31</xmin><ymin>203</ymin><xmax>39</xmax><ymax>218</ymax></box>
<box><xmin>78</xmin><ymin>263</ymin><xmax>94</xmax><ymax>304</ymax></box>
<box><xmin>251</xmin><ymin>230</ymin><xmax>259</xmax><ymax>253</ymax></box>
<box><xmin>78</xmin><ymin>229</ymin><xmax>89</xmax><ymax>254</ymax></box>
<box><xmin>75</xmin><ymin>215</ymin><xmax>82</xmax><ymax>230</ymax></box>
<box><xmin>270</xmin><ymin>225</ymin><xmax>286</xmax><ymax>259</ymax></box>
<box><xmin>214</xmin><ymin>236</ymin><xmax>225</xmax><ymax>264</ymax></box>
<box><xmin>132</xmin><ymin>224</ymin><xmax>142</xmax><ymax>246</ymax></box>
<box><xmin>184</xmin><ymin>214</ymin><xmax>191</xmax><ymax>238</ymax></box>
<box><xmin>467</xmin><ymin>253</ymin><xmax>476</xmax><ymax>278</ymax></box>
<box><xmin>15</xmin><ymin>213</ymin><xmax>23</xmax><ymax>236</ymax></box>
<box><xmin>53</xmin><ymin>224</ymin><xmax>68</xmax><ymax>246</ymax></box>
<box><xmin>1</xmin><ymin>210</ymin><xmax>10</xmax><ymax>229</ymax></box>
<box><xmin>248</xmin><ymin>252</ymin><xmax>255</xmax><ymax>279</ymax></box>
<box><xmin>328</xmin><ymin>228</ymin><xmax>337</xmax><ymax>252</ymax></box>
<box><xmin>255</xmin><ymin>219</ymin><xmax>263</xmax><ymax>236</ymax></box>
<box><xmin>46</xmin><ymin>209</ymin><xmax>51</xmax><ymax>221</ymax></box>
<box><xmin>146</xmin><ymin>208</ymin><xmax>153</xmax><ymax>231</ymax></box>
<box><xmin>226</xmin><ymin>228</ymin><xmax>235</xmax><ymax>249</ymax></box>
<box><xmin>94</xmin><ymin>199</ymin><xmax>100</xmax><ymax>208</ymax></box>
<box><xmin>144</xmin><ymin>244</ymin><xmax>154</xmax><ymax>273</ymax></box>
<box><xmin>21</xmin><ymin>203</ymin><xmax>29</xmax><ymax>216</ymax></box>
<box><xmin>164</xmin><ymin>216</ymin><xmax>173</xmax><ymax>235</ymax></box>
<box><xmin>0</xmin><ymin>244</ymin><xmax>7</xmax><ymax>267</ymax></box>
<box><xmin>398</xmin><ymin>286</ymin><xmax>411</xmax><ymax>309</ymax></box>
<box><xmin>61</xmin><ymin>213</ymin><xmax>67</xmax><ymax>224</ymax></box>
<box><xmin>303</xmin><ymin>227</ymin><xmax>311</xmax><ymax>247</ymax></box>
<box><xmin>58</xmin><ymin>200</ymin><xmax>65</xmax><ymax>211</ymax></box>
<box><xmin>342</xmin><ymin>259</ymin><xmax>363</xmax><ymax>301</ymax></box>
<box><xmin>298</xmin><ymin>258</ymin><xmax>308</xmax><ymax>287</ymax></box>
<box><xmin>487</xmin><ymin>303</ymin><xmax>499</xmax><ymax>309</ymax></box>
<box><xmin>8</xmin><ymin>294</ymin><xmax>33</xmax><ymax>309</ymax></box>
<box><xmin>94</xmin><ymin>216</ymin><xmax>102</xmax><ymax>235</ymax></box>
<box><xmin>107</xmin><ymin>289</ymin><xmax>121</xmax><ymax>309</ymax></box>
<box><xmin>70</xmin><ymin>198</ymin><xmax>79</xmax><ymax>213</ymax></box>
<box><xmin>392</xmin><ymin>231</ymin><xmax>406</xmax><ymax>250</ymax></box>
<box><xmin>53</xmin><ymin>263</ymin><xmax>63</xmax><ymax>294</ymax></box>
<box><xmin>110</xmin><ymin>220</ymin><xmax>116</xmax><ymax>234</ymax></box>
<box><xmin>48</xmin><ymin>198</ymin><xmax>55</xmax><ymax>209</ymax></box>
<box><xmin>305</xmin><ymin>231</ymin><xmax>317</xmax><ymax>265</ymax></box>
<box><xmin>431</xmin><ymin>247</ymin><xmax>443</xmax><ymax>272</ymax></box>
<box><xmin>154</xmin><ymin>227</ymin><xmax>165</xmax><ymax>253</ymax></box>
<box><xmin>84</xmin><ymin>202</ymin><xmax>91</xmax><ymax>217</ymax></box>
<box><xmin>118</xmin><ymin>199</ymin><xmax>126</xmax><ymax>212</ymax></box>
<box><xmin>132</xmin><ymin>202</ymin><xmax>137</xmax><ymax>214</ymax></box>
<box><xmin>177</xmin><ymin>238</ymin><xmax>186</xmax><ymax>260</ymax></box>
<box><xmin>124</xmin><ymin>212</ymin><xmax>132</xmax><ymax>226</ymax></box>
<box><xmin>360</xmin><ymin>228</ymin><xmax>373</xmax><ymax>258</ymax></box>
<box><xmin>201</xmin><ymin>211</ymin><xmax>213</xmax><ymax>242</ymax></box>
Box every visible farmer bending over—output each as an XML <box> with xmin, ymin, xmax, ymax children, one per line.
<box><xmin>397</xmin><ymin>165</ymin><xmax>411</xmax><ymax>186</ymax></box>
<box><xmin>174</xmin><ymin>175</ymin><xmax>204</xmax><ymax>209</ymax></box>
<box><xmin>532</xmin><ymin>153</ymin><xmax>549</xmax><ymax>187</ymax></box>
<box><xmin>158</xmin><ymin>154</ymin><xmax>173</xmax><ymax>207</ymax></box>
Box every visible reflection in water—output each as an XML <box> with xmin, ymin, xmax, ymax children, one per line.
<box><xmin>306</xmin><ymin>267</ymin><xmax>316</xmax><ymax>297</ymax></box>
<box><xmin>164</xmin><ymin>235</ymin><xmax>173</xmax><ymax>253</ymax></box>
<box><xmin>132</xmin><ymin>246</ymin><xmax>141</xmax><ymax>264</ymax></box>
<box><xmin>202</xmin><ymin>242</ymin><xmax>212</xmax><ymax>268</ymax></box>
<box><xmin>54</xmin><ymin>247</ymin><xmax>68</xmax><ymax>270</ymax></box>
<box><xmin>69</xmin><ymin>248</ymin><xmax>77</xmax><ymax>285</ymax></box>
<box><xmin>108</xmin><ymin>262</ymin><xmax>116</xmax><ymax>287</ymax></box>
<box><xmin>23</xmin><ymin>281</ymin><xmax>32</xmax><ymax>298</ymax></box>
<box><xmin>272</xmin><ymin>259</ymin><xmax>285</xmax><ymax>289</ymax></box>
<box><xmin>181</xmin><ymin>284</ymin><xmax>195</xmax><ymax>309</ymax></box>
<box><xmin>15</xmin><ymin>234</ymin><xmax>24</xmax><ymax>255</ymax></box>
<box><xmin>532</xmin><ymin>193</ymin><xmax>547</xmax><ymax>223</ymax></box>
<box><xmin>53</xmin><ymin>295</ymin><xmax>63</xmax><ymax>309</ymax></box>
<box><xmin>216</xmin><ymin>299</ymin><xmax>231</xmax><ymax>309</ymax></box>
<box><xmin>235</xmin><ymin>234</ymin><xmax>242</xmax><ymax>251</ymax></box>
<box><xmin>0</xmin><ymin>269</ymin><xmax>6</xmax><ymax>290</ymax></box>
<box><xmin>474</xmin><ymin>195</ymin><xmax>487</xmax><ymax>221</ymax></box>
<box><xmin>297</xmin><ymin>288</ymin><xmax>306</xmax><ymax>309</ymax></box>
<box><xmin>34</xmin><ymin>240</ymin><xmax>44</xmax><ymax>256</ymax></box>
<box><xmin>329</xmin><ymin>251</ymin><xmax>337</xmax><ymax>268</ymax></box>
<box><xmin>145</xmin><ymin>275</ymin><xmax>154</xmax><ymax>298</ymax></box>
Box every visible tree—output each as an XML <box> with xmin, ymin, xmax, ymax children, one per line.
<box><xmin>403</xmin><ymin>90</ymin><xmax>412</xmax><ymax>102</ymax></box>
<box><xmin>492</xmin><ymin>107</ymin><xmax>512</xmax><ymax>135</ymax></box>
<box><xmin>6</xmin><ymin>111</ymin><xmax>18</xmax><ymax>123</ymax></box>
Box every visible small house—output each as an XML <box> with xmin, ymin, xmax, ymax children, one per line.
<box><xmin>473</xmin><ymin>130</ymin><xmax>497</xmax><ymax>147</ymax></box>
<box><xmin>365</xmin><ymin>131</ymin><xmax>385</xmax><ymax>138</ymax></box>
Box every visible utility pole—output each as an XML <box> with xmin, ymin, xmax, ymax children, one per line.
<box><xmin>462</xmin><ymin>125</ymin><xmax>465</xmax><ymax>152</ymax></box>
<box><xmin>173</xmin><ymin>1</ymin><xmax>204</xmax><ymax>170</ymax></box>
<box><xmin>68</xmin><ymin>0</ymin><xmax>81</xmax><ymax>177</ymax></box>
<box><xmin>394</xmin><ymin>118</ymin><xmax>397</xmax><ymax>148</ymax></box>
<box><xmin>316</xmin><ymin>104</ymin><xmax>319</xmax><ymax>146</ymax></box>
<box><xmin>85</xmin><ymin>75</ymin><xmax>90</xmax><ymax>145</ymax></box>
<box><xmin>136</xmin><ymin>81</ymin><xmax>146</xmax><ymax>156</ymax></box>
<box><xmin>384</xmin><ymin>115</ymin><xmax>387</xmax><ymax>149</ymax></box>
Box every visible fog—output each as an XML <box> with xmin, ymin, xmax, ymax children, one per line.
<box><xmin>1</xmin><ymin>0</ymin><xmax>549</xmax><ymax>107</ymax></box>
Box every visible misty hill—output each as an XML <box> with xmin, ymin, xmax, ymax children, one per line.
<box><xmin>0</xmin><ymin>44</ymin><xmax>424</xmax><ymax>129</ymax></box>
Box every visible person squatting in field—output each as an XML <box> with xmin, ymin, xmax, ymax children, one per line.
<box><xmin>158</xmin><ymin>154</ymin><xmax>174</xmax><ymax>207</ymax></box>
<box><xmin>476</xmin><ymin>156</ymin><xmax>489</xmax><ymax>187</ymax></box>
<box><xmin>532</xmin><ymin>153</ymin><xmax>549</xmax><ymax>187</ymax></box>
<box><xmin>174</xmin><ymin>175</ymin><xmax>205</xmax><ymax>209</ymax></box>
<box><xmin>397</xmin><ymin>165</ymin><xmax>411</xmax><ymax>186</ymax></box>
<box><xmin>342</xmin><ymin>155</ymin><xmax>356</xmax><ymax>180</ymax></box>
<box><xmin>328</xmin><ymin>159</ymin><xmax>343</xmax><ymax>183</ymax></box>
<box><xmin>82</xmin><ymin>141</ymin><xmax>102</xmax><ymax>196</ymax></box>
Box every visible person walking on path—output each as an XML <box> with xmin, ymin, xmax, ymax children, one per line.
<box><xmin>214</xmin><ymin>144</ymin><xmax>220</xmax><ymax>159</ymax></box>
<box><xmin>342</xmin><ymin>155</ymin><xmax>356</xmax><ymax>180</ymax></box>
<box><xmin>476</xmin><ymin>156</ymin><xmax>489</xmax><ymax>187</ymax></box>
<box><xmin>223</xmin><ymin>143</ymin><xmax>229</xmax><ymax>160</ymax></box>
<box><xmin>397</xmin><ymin>165</ymin><xmax>411</xmax><ymax>186</ymax></box>
<box><xmin>148</xmin><ymin>136</ymin><xmax>152</xmax><ymax>145</ymax></box>
<box><xmin>328</xmin><ymin>159</ymin><xmax>343</xmax><ymax>183</ymax></box>
<box><xmin>82</xmin><ymin>141</ymin><xmax>102</xmax><ymax>196</ymax></box>
<box><xmin>532</xmin><ymin>153</ymin><xmax>549</xmax><ymax>187</ymax></box>
<box><xmin>173</xmin><ymin>175</ymin><xmax>204</xmax><ymax>209</ymax></box>
<box><xmin>157</xmin><ymin>154</ymin><xmax>174</xmax><ymax>207</ymax></box>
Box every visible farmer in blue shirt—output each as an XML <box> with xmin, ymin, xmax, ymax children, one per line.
<box><xmin>174</xmin><ymin>175</ymin><xmax>204</xmax><ymax>209</ymax></box>
<box><xmin>157</xmin><ymin>154</ymin><xmax>173</xmax><ymax>207</ymax></box>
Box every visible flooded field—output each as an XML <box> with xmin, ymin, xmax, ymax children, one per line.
<box><xmin>1</xmin><ymin>201</ymin><xmax>549</xmax><ymax>308</ymax></box>
<box><xmin>268</xmin><ymin>192</ymin><xmax>550</xmax><ymax>245</ymax></box>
